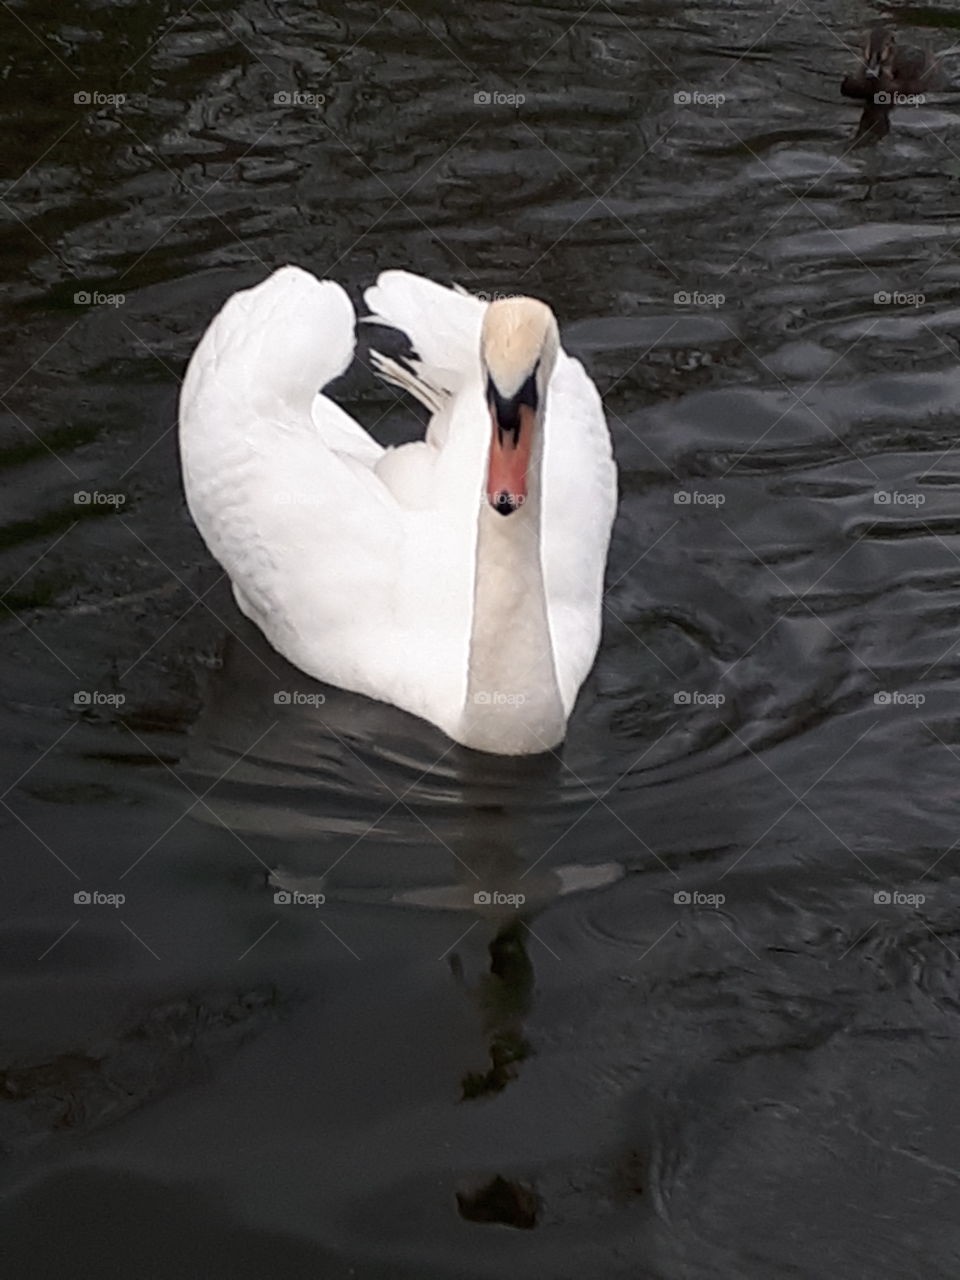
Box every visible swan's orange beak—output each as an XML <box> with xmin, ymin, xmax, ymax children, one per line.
<box><xmin>487</xmin><ymin>403</ymin><xmax>534</xmax><ymax>515</ymax></box>
<box><xmin>486</xmin><ymin>372</ymin><xmax>538</xmax><ymax>516</ymax></box>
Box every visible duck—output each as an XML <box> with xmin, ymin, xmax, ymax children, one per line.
<box><xmin>841</xmin><ymin>23</ymin><xmax>939</xmax><ymax>105</ymax></box>
<box><xmin>178</xmin><ymin>267</ymin><xmax>618</xmax><ymax>756</ymax></box>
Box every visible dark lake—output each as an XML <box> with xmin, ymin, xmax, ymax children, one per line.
<box><xmin>3</xmin><ymin>1</ymin><xmax>960</xmax><ymax>1275</ymax></box>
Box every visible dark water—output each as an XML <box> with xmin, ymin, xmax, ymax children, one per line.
<box><xmin>3</xmin><ymin>0</ymin><xmax>960</xmax><ymax>1275</ymax></box>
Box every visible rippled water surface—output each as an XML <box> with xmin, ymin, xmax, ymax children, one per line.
<box><xmin>4</xmin><ymin>1</ymin><xmax>960</xmax><ymax>1275</ymax></box>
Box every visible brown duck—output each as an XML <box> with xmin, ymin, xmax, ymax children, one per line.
<box><xmin>841</xmin><ymin>24</ymin><xmax>939</xmax><ymax>104</ymax></box>
<box><xmin>841</xmin><ymin>24</ymin><xmax>939</xmax><ymax>142</ymax></box>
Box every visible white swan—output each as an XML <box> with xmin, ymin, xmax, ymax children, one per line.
<box><xmin>179</xmin><ymin>267</ymin><xmax>617</xmax><ymax>755</ymax></box>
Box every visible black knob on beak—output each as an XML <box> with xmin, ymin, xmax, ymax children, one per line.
<box><xmin>491</xmin><ymin>490</ymin><xmax>523</xmax><ymax>516</ymax></box>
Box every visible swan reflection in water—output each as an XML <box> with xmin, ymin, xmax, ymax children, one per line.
<box><xmin>180</xmin><ymin>619</ymin><xmax>624</xmax><ymax>1093</ymax></box>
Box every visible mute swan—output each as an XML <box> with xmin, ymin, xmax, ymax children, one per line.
<box><xmin>179</xmin><ymin>267</ymin><xmax>617</xmax><ymax>755</ymax></box>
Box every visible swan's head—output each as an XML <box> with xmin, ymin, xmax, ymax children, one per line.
<box><xmin>481</xmin><ymin>297</ymin><xmax>560</xmax><ymax>516</ymax></box>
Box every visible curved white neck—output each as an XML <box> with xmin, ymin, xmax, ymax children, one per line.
<box><xmin>460</xmin><ymin>433</ymin><xmax>565</xmax><ymax>754</ymax></box>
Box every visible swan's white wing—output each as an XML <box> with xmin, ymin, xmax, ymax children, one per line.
<box><xmin>179</xmin><ymin>266</ymin><xmax>404</xmax><ymax>691</ymax></box>
<box><xmin>363</xmin><ymin>271</ymin><xmax>485</xmax><ymax>451</ymax></box>
<box><xmin>540</xmin><ymin>352</ymin><xmax>618</xmax><ymax>713</ymax></box>
<box><xmin>363</xmin><ymin>270</ymin><xmax>484</xmax><ymax>395</ymax></box>
<box><xmin>181</xmin><ymin>265</ymin><xmax>356</xmax><ymax>425</ymax></box>
<box><xmin>311</xmin><ymin>392</ymin><xmax>384</xmax><ymax>467</ymax></box>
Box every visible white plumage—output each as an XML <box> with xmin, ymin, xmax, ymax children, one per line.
<box><xmin>179</xmin><ymin>266</ymin><xmax>617</xmax><ymax>754</ymax></box>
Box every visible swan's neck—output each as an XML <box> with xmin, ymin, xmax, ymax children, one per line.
<box><xmin>461</xmin><ymin>442</ymin><xmax>566</xmax><ymax>754</ymax></box>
